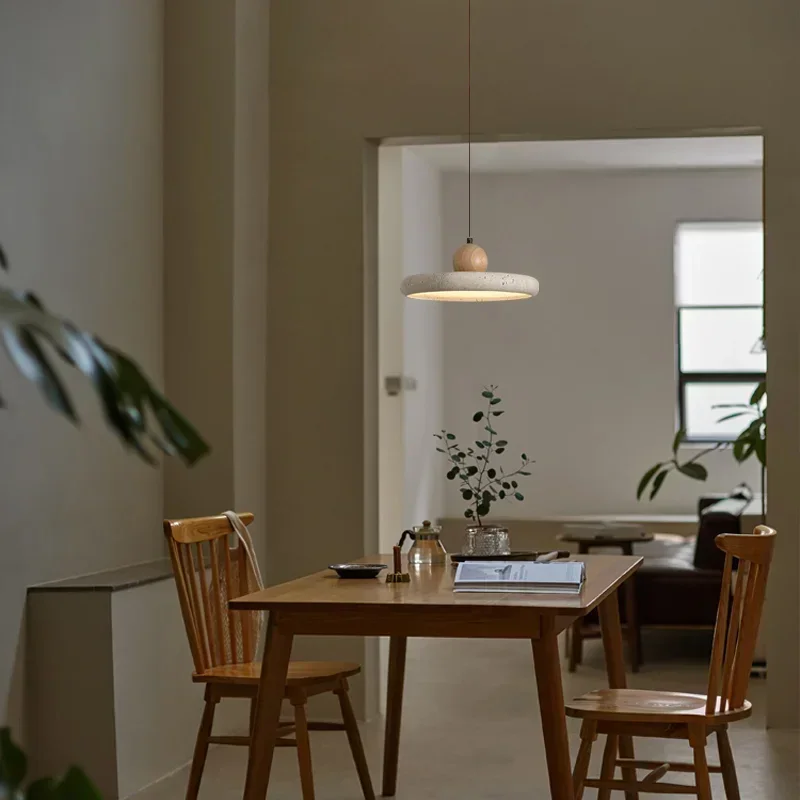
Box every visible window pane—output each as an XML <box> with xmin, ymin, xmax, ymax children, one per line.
<box><xmin>679</xmin><ymin>308</ymin><xmax>766</xmax><ymax>373</ymax></box>
<box><xmin>684</xmin><ymin>382</ymin><xmax>760</xmax><ymax>440</ymax></box>
<box><xmin>676</xmin><ymin>222</ymin><xmax>763</xmax><ymax>307</ymax></box>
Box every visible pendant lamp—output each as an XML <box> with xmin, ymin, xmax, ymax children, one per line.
<box><xmin>401</xmin><ymin>0</ymin><xmax>540</xmax><ymax>302</ymax></box>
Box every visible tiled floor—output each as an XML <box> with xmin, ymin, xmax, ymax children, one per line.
<box><xmin>138</xmin><ymin>632</ymin><xmax>799</xmax><ymax>799</ymax></box>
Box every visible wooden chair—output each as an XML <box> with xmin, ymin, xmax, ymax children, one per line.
<box><xmin>565</xmin><ymin>524</ymin><xmax>776</xmax><ymax>799</ymax></box>
<box><xmin>164</xmin><ymin>512</ymin><xmax>375</xmax><ymax>800</ymax></box>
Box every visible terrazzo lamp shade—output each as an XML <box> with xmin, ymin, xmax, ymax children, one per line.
<box><xmin>401</xmin><ymin>239</ymin><xmax>540</xmax><ymax>302</ymax></box>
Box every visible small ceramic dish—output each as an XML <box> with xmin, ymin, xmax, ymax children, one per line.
<box><xmin>329</xmin><ymin>563</ymin><xmax>388</xmax><ymax>579</ymax></box>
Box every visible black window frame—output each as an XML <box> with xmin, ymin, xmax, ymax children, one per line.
<box><xmin>675</xmin><ymin>222</ymin><xmax>765</xmax><ymax>445</ymax></box>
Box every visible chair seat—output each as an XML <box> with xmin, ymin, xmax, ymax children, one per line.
<box><xmin>193</xmin><ymin>660</ymin><xmax>361</xmax><ymax>686</ymax></box>
<box><xmin>566</xmin><ymin>688</ymin><xmax>752</xmax><ymax>724</ymax></box>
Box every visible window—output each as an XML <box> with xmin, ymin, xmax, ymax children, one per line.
<box><xmin>675</xmin><ymin>222</ymin><xmax>764</xmax><ymax>442</ymax></box>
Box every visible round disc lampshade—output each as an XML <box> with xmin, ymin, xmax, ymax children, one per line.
<box><xmin>400</xmin><ymin>271</ymin><xmax>539</xmax><ymax>302</ymax></box>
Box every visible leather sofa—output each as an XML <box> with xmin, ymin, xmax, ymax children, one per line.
<box><xmin>635</xmin><ymin>485</ymin><xmax>752</xmax><ymax>629</ymax></box>
<box><xmin>569</xmin><ymin>484</ymin><xmax>752</xmax><ymax>671</ymax></box>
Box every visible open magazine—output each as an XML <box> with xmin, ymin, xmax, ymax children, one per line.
<box><xmin>453</xmin><ymin>560</ymin><xmax>585</xmax><ymax>594</ymax></box>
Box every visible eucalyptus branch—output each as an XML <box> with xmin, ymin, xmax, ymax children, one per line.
<box><xmin>435</xmin><ymin>386</ymin><xmax>533</xmax><ymax>525</ymax></box>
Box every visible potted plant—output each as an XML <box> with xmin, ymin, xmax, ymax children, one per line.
<box><xmin>435</xmin><ymin>386</ymin><xmax>533</xmax><ymax>555</ymax></box>
<box><xmin>636</xmin><ymin>381</ymin><xmax>766</xmax><ymax>521</ymax></box>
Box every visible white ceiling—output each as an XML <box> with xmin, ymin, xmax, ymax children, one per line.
<box><xmin>405</xmin><ymin>136</ymin><xmax>763</xmax><ymax>173</ymax></box>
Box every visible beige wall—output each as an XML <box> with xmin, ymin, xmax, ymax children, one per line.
<box><xmin>269</xmin><ymin>0</ymin><xmax>800</xmax><ymax>727</ymax></box>
<box><xmin>0</xmin><ymin>1</ymin><xmax>164</xmax><ymax>733</ymax></box>
<box><xmin>164</xmin><ymin>0</ymin><xmax>269</xmax><ymax>554</ymax></box>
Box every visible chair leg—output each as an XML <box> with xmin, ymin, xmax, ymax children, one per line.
<box><xmin>335</xmin><ymin>680</ymin><xmax>376</xmax><ymax>800</ymax></box>
<box><xmin>689</xmin><ymin>724</ymin><xmax>712</xmax><ymax>800</ymax></box>
<box><xmin>186</xmin><ymin>691</ymin><xmax>218</xmax><ymax>800</ymax></box>
<box><xmin>597</xmin><ymin>733</ymin><xmax>618</xmax><ymax>800</ymax></box>
<box><xmin>569</xmin><ymin>621</ymin><xmax>583</xmax><ymax>672</ymax></box>
<box><xmin>249</xmin><ymin>696</ymin><xmax>257</xmax><ymax>737</ymax></box>
<box><xmin>716</xmin><ymin>728</ymin><xmax>741</xmax><ymax>800</ymax></box>
<box><xmin>293</xmin><ymin>697</ymin><xmax>316</xmax><ymax>800</ymax></box>
<box><xmin>572</xmin><ymin>720</ymin><xmax>597</xmax><ymax>800</ymax></box>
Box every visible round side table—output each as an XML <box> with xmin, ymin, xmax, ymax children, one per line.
<box><xmin>557</xmin><ymin>528</ymin><xmax>654</xmax><ymax>673</ymax></box>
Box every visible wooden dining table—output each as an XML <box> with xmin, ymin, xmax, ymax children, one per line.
<box><xmin>231</xmin><ymin>553</ymin><xmax>642</xmax><ymax>800</ymax></box>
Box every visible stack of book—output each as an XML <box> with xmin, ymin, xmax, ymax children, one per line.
<box><xmin>453</xmin><ymin>560</ymin><xmax>585</xmax><ymax>594</ymax></box>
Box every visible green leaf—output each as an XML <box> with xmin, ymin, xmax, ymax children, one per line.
<box><xmin>514</xmin><ymin>492</ymin><xmax>524</xmax><ymax>501</ymax></box>
<box><xmin>461</xmin><ymin>490</ymin><xmax>473</xmax><ymax>500</ymax></box>
<box><xmin>502</xmin><ymin>482</ymin><xmax>510</xmax><ymax>489</ymax></box>
<box><xmin>733</xmin><ymin>438</ymin><xmax>755</xmax><ymax>463</ymax></box>
<box><xmin>753</xmin><ymin>435</ymin><xmax>766</xmax><ymax>466</ymax></box>
<box><xmin>636</xmin><ymin>462</ymin><xmax>663</xmax><ymax>500</ymax></box>
<box><xmin>27</xmin><ymin>777</ymin><xmax>57</xmax><ymax>800</ymax></box>
<box><xmin>519</xmin><ymin>470</ymin><xmax>531</xmax><ymax>476</ymax></box>
<box><xmin>495</xmin><ymin>448</ymin><xmax>505</xmax><ymax>454</ymax></box>
<box><xmin>0</xmin><ymin>728</ymin><xmax>27</xmax><ymax>788</ymax></box>
<box><xmin>2</xmin><ymin>328</ymin><xmax>77</xmax><ymax>422</ymax></box>
<box><xmin>447</xmin><ymin>467</ymin><xmax>458</xmax><ymax>480</ymax></box>
<box><xmin>750</xmin><ymin>381</ymin><xmax>766</xmax><ymax>406</ymax></box>
<box><xmin>521</xmin><ymin>453</ymin><xmax>528</xmax><ymax>460</ymax></box>
<box><xmin>492</xmin><ymin>410</ymin><xmax>504</xmax><ymax>416</ymax></box>
<box><xmin>481</xmin><ymin>390</ymin><xmax>494</xmax><ymax>399</ymax></box>
<box><xmin>676</xmin><ymin>462</ymin><xmax>708</xmax><ymax>481</ymax></box>
<box><xmin>476</xmin><ymin>502</ymin><xmax>490</xmax><ymax>516</ymax></box>
<box><xmin>484</xmin><ymin>426</ymin><xmax>497</xmax><ymax>435</ymax></box>
<box><xmin>496</xmin><ymin>440</ymin><xmax>508</xmax><ymax>447</ymax></box>
<box><xmin>490</xmin><ymin>397</ymin><xmax>501</xmax><ymax>405</ymax></box>
<box><xmin>511</xmin><ymin>480</ymin><xmax>518</xmax><ymax>488</ymax></box>
<box><xmin>464</xmin><ymin>509</ymin><xmax>474</xmax><ymax>518</ymax></box>
<box><xmin>475</xmin><ymin>441</ymin><xmax>484</xmax><ymax>449</ymax></box>
<box><xmin>435</xmin><ymin>447</ymin><xmax>445</xmax><ymax>454</ymax></box>
<box><xmin>482</xmin><ymin>440</ymin><xmax>491</xmax><ymax>447</ymax></box>
<box><xmin>467</xmin><ymin>465</ymin><xmax>479</xmax><ymax>476</ymax></box>
<box><xmin>499</xmin><ymin>490</ymin><xmax>506</xmax><ymax>499</ymax></box>
<box><xmin>716</xmin><ymin>411</ymin><xmax>749</xmax><ymax>424</ymax></box>
<box><xmin>446</xmin><ymin>433</ymin><xmax>456</xmax><ymax>440</ymax></box>
<box><xmin>649</xmin><ymin>469</ymin><xmax>669</xmax><ymax>500</ymax></box>
<box><xmin>52</xmin><ymin>767</ymin><xmax>102</xmax><ymax>800</ymax></box>
<box><xmin>672</xmin><ymin>428</ymin><xmax>684</xmax><ymax>455</ymax></box>
<box><xmin>487</xmin><ymin>468</ymin><xmax>496</xmax><ymax>479</ymax></box>
<box><xmin>472</xmin><ymin>411</ymin><xmax>484</xmax><ymax>422</ymax></box>
<box><xmin>433</xmin><ymin>434</ymin><xmax>442</xmax><ymax>439</ymax></box>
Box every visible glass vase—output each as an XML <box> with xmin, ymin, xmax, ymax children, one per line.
<box><xmin>463</xmin><ymin>525</ymin><xmax>511</xmax><ymax>556</ymax></box>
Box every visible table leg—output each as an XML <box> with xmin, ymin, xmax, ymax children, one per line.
<box><xmin>243</xmin><ymin>612</ymin><xmax>294</xmax><ymax>800</ymax></box>
<box><xmin>382</xmin><ymin>636</ymin><xmax>407</xmax><ymax>797</ymax></box>
<box><xmin>598</xmin><ymin>591</ymin><xmax>639</xmax><ymax>800</ymax></box>
<box><xmin>620</xmin><ymin>542</ymin><xmax>641</xmax><ymax>672</ymax></box>
<box><xmin>531</xmin><ymin>619</ymin><xmax>575</xmax><ymax>800</ymax></box>
<box><xmin>624</xmin><ymin>579</ymin><xmax>640</xmax><ymax>673</ymax></box>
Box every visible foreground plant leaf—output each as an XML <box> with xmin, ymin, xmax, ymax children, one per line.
<box><xmin>0</xmin><ymin>289</ymin><xmax>209</xmax><ymax>466</ymax></box>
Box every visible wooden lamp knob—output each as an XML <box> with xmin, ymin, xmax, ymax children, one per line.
<box><xmin>452</xmin><ymin>241</ymin><xmax>488</xmax><ymax>272</ymax></box>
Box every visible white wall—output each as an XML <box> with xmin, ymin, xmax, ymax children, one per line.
<box><xmin>402</xmin><ymin>151</ymin><xmax>445</xmax><ymax>528</ymax></box>
<box><xmin>379</xmin><ymin>149</ymin><xmax>445</xmax><ymax>551</ymax></box>
<box><xmin>442</xmin><ymin>169</ymin><xmax>762</xmax><ymax>518</ymax></box>
<box><xmin>0</xmin><ymin>1</ymin><xmax>163</xmax><ymax>732</ymax></box>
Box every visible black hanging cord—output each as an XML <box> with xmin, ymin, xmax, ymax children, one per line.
<box><xmin>467</xmin><ymin>0</ymin><xmax>472</xmax><ymax>243</ymax></box>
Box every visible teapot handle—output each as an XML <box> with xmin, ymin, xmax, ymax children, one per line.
<box><xmin>398</xmin><ymin>529</ymin><xmax>414</xmax><ymax>549</ymax></box>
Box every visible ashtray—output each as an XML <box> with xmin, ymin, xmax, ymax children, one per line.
<box><xmin>329</xmin><ymin>563</ymin><xmax>388</xmax><ymax>579</ymax></box>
